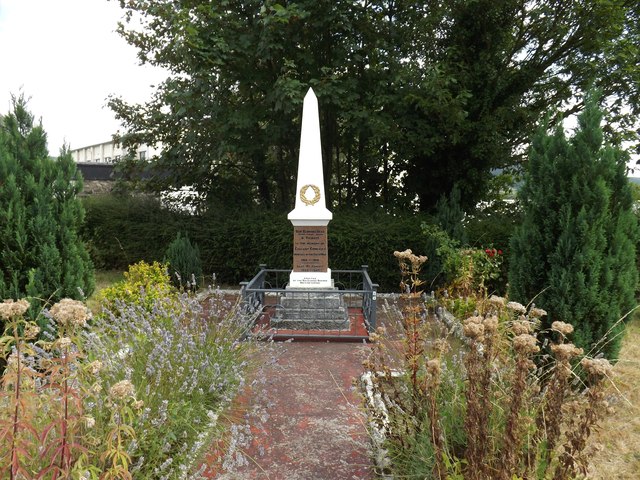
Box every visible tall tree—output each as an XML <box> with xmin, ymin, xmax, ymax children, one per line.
<box><xmin>0</xmin><ymin>95</ymin><xmax>94</xmax><ymax>320</ymax></box>
<box><xmin>509</xmin><ymin>94</ymin><xmax>638</xmax><ymax>360</ymax></box>
<box><xmin>392</xmin><ymin>0</ymin><xmax>640</xmax><ymax>210</ymax></box>
<box><xmin>109</xmin><ymin>0</ymin><xmax>640</xmax><ymax>211</ymax></box>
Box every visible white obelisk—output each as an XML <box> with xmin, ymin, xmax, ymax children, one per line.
<box><xmin>288</xmin><ymin>88</ymin><xmax>333</xmax><ymax>288</ymax></box>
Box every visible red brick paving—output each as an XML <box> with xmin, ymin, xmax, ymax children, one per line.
<box><xmin>253</xmin><ymin>307</ymin><xmax>370</xmax><ymax>341</ymax></box>
<box><xmin>202</xmin><ymin>341</ymin><xmax>375</xmax><ymax>479</ymax></box>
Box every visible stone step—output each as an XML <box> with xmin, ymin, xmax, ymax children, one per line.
<box><xmin>272</xmin><ymin>306</ymin><xmax>350</xmax><ymax>331</ymax></box>
<box><xmin>280</xmin><ymin>293</ymin><xmax>343</xmax><ymax>310</ymax></box>
<box><xmin>272</xmin><ymin>288</ymin><xmax>350</xmax><ymax>330</ymax></box>
<box><xmin>278</xmin><ymin>306</ymin><xmax>347</xmax><ymax>319</ymax></box>
<box><xmin>270</xmin><ymin>316</ymin><xmax>351</xmax><ymax>331</ymax></box>
<box><xmin>281</xmin><ymin>298</ymin><xmax>343</xmax><ymax>310</ymax></box>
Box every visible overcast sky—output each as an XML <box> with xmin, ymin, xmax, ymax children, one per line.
<box><xmin>0</xmin><ymin>0</ymin><xmax>165</xmax><ymax>155</ymax></box>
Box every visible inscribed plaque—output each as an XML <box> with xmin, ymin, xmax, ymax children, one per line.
<box><xmin>293</xmin><ymin>226</ymin><xmax>328</xmax><ymax>272</ymax></box>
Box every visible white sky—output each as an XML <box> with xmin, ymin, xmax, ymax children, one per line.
<box><xmin>0</xmin><ymin>0</ymin><xmax>166</xmax><ymax>155</ymax></box>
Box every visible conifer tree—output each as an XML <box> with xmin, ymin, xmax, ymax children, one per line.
<box><xmin>509</xmin><ymin>94</ymin><xmax>638</xmax><ymax>359</ymax></box>
<box><xmin>165</xmin><ymin>232</ymin><xmax>202</xmax><ymax>290</ymax></box>
<box><xmin>0</xmin><ymin>95</ymin><xmax>94</xmax><ymax>319</ymax></box>
<box><xmin>435</xmin><ymin>184</ymin><xmax>467</xmax><ymax>244</ymax></box>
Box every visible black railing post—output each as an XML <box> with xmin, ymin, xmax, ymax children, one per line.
<box><xmin>257</xmin><ymin>265</ymin><xmax>267</xmax><ymax>304</ymax></box>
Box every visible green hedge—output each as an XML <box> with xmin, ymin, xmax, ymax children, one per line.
<box><xmin>81</xmin><ymin>195</ymin><xmax>451</xmax><ymax>292</ymax></box>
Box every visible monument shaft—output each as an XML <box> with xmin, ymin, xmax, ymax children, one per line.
<box><xmin>288</xmin><ymin>88</ymin><xmax>333</xmax><ymax>288</ymax></box>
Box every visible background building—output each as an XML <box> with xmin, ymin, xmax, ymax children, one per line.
<box><xmin>70</xmin><ymin>140</ymin><xmax>161</xmax><ymax>195</ymax></box>
<box><xmin>70</xmin><ymin>140</ymin><xmax>161</xmax><ymax>164</ymax></box>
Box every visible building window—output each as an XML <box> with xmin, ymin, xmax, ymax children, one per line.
<box><xmin>139</xmin><ymin>151</ymin><xmax>147</xmax><ymax>161</ymax></box>
<box><xmin>105</xmin><ymin>156</ymin><xmax>111</xmax><ymax>163</ymax></box>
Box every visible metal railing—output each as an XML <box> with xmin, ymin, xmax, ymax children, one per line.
<box><xmin>240</xmin><ymin>265</ymin><xmax>378</xmax><ymax>340</ymax></box>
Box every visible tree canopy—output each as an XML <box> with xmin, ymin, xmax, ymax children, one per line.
<box><xmin>109</xmin><ymin>0</ymin><xmax>640</xmax><ymax>212</ymax></box>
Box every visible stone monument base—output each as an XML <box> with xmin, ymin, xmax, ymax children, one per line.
<box><xmin>271</xmin><ymin>286</ymin><xmax>350</xmax><ymax>330</ymax></box>
<box><xmin>289</xmin><ymin>269</ymin><xmax>333</xmax><ymax>289</ymax></box>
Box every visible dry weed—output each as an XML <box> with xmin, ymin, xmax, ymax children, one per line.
<box><xmin>586</xmin><ymin>315</ymin><xmax>640</xmax><ymax>479</ymax></box>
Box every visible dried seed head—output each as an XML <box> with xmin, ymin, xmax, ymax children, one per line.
<box><xmin>466</xmin><ymin>315</ymin><xmax>483</xmax><ymax>325</ymax></box>
<box><xmin>487</xmin><ymin>295</ymin><xmax>506</xmax><ymax>307</ymax></box>
<box><xmin>0</xmin><ymin>299</ymin><xmax>31</xmax><ymax>320</ymax></box>
<box><xmin>580</xmin><ymin>357</ymin><xmax>613</xmax><ymax>378</ymax></box>
<box><xmin>50</xmin><ymin>299</ymin><xmax>91</xmax><ymax>328</ymax></box>
<box><xmin>87</xmin><ymin>360</ymin><xmax>103</xmax><ymax>375</ymax></box>
<box><xmin>433</xmin><ymin>339</ymin><xmax>450</xmax><ymax>354</ymax></box>
<box><xmin>512</xmin><ymin>321</ymin><xmax>533</xmax><ymax>335</ymax></box>
<box><xmin>551</xmin><ymin>343</ymin><xmax>583</xmax><ymax>361</ymax></box>
<box><xmin>483</xmin><ymin>315</ymin><xmax>499</xmax><ymax>334</ymax></box>
<box><xmin>506</xmin><ymin>301</ymin><xmax>527</xmax><ymax>314</ymax></box>
<box><xmin>463</xmin><ymin>320</ymin><xmax>485</xmax><ymax>340</ymax></box>
<box><xmin>513</xmin><ymin>334</ymin><xmax>540</xmax><ymax>355</ymax></box>
<box><xmin>426</xmin><ymin>359</ymin><xmax>441</xmax><ymax>377</ymax></box>
<box><xmin>393</xmin><ymin>249</ymin><xmax>413</xmax><ymax>259</ymax></box>
<box><xmin>56</xmin><ymin>337</ymin><xmax>73</xmax><ymax>350</ymax></box>
<box><xmin>412</xmin><ymin>255</ymin><xmax>428</xmax><ymax>265</ymax></box>
<box><xmin>133</xmin><ymin>400</ymin><xmax>145</xmax><ymax>410</ymax></box>
<box><xmin>83</xmin><ymin>416</ymin><xmax>96</xmax><ymax>429</ymax></box>
<box><xmin>529</xmin><ymin>307</ymin><xmax>547</xmax><ymax>318</ymax></box>
<box><xmin>109</xmin><ymin>380</ymin><xmax>135</xmax><ymax>400</ymax></box>
<box><xmin>23</xmin><ymin>322</ymin><xmax>40</xmax><ymax>340</ymax></box>
<box><xmin>6</xmin><ymin>352</ymin><xmax>20</xmax><ymax>369</ymax></box>
<box><xmin>551</xmin><ymin>321</ymin><xmax>574</xmax><ymax>336</ymax></box>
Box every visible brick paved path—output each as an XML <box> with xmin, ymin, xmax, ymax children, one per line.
<box><xmin>203</xmin><ymin>341</ymin><xmax>375</xmax><ymax>479</ymax></box>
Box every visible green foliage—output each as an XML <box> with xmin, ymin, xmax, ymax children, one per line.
<box><xmin>0</xmin><ymin>95</ymin><xmax>94</xmax><ymax>320</ymax></box>
<box><xmin>80</xmin><ymin>194</ymin><xmax>181</xmax><ymax>269</ymax></box>
<box><xmin>99</xmin><ymin>261</ymin><xmax>175</xmax><ymax>312</ymax></box>
<box><xmin>109</xmin><ymin>1</ymin><xmax>640</xmax><ymax>212</ymax></box>
<box><xmin>435</xmin><ymin>184</ymin><xmax>467</xmax><ymax>244</ymax></box>
<box><xmin>509</xmin><ymin>94</ymin><xmax>639</xmax><ymax>359</ymax></box>
<box><xmin>164</xmin><ymin>232</ymin><xmax>203</xmax><ymax>290</ymax></box>
<box><xmin>81</xmin><ymin>196</ymin><xmax>456</xmax><ymax>291</ymax></box>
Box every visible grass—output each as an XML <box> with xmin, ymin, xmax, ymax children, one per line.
<box><xmin>86</xmin><ymin>270</ymin><xmax>123</xmax><ymax>312</ymax></box>
<box><xmin>587</xmin><ymin>313</ymin><xmax>640</xmax><ymax>479</ymax></box>
<box><xmin>94</xmin><ymin>270</ymin><xmax>124</xmax><ymax>290</ymax></box>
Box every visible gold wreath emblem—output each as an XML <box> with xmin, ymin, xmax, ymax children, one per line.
<box><xmin>300</xmin><ymin>184</ymin><xmax>321</xmax><ymax>206</ymax></box>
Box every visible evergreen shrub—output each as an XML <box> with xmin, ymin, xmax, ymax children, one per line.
<box><xmin>165</xmin><ymin>232</ymin><xmax>203</xmax><ymax>289</ymax></box>
<box><xmin>435</xmin><ymin>183</ymin><xmax>467</xmax><ymax>244</ymax></box>
<box><xmin>81</xmin><ymin>194</ymin><xmax>181</xmax><ymax>269</ymax></box>
<box><xmin>81</xmin><ymin>197</ymin><xmax>454</xmax><ymax>291</ymax></box>
<box><xmin>509</xmin><ymin>94</ymin><xmax>638</xmax><ymax>359</ymax></box>
<box><xmin>99</xmin><ymin>261</ymin><xmax>175</xmax><ymax>313</ymax></box>
<box><xmin>0</xmin><ymin>95</ymin><xmax>94</xmax><ymax>325</ymax></box>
